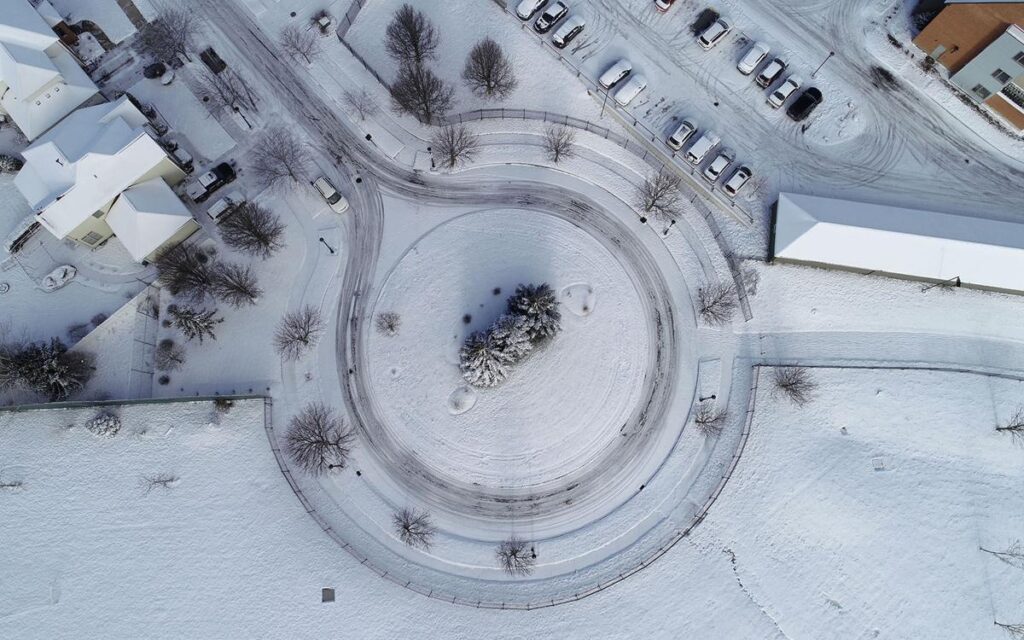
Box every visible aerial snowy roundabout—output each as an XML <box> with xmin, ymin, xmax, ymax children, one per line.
<box><xmin>308</xmin><ymin>202</ymin><xmax>743</xmax><ymax>606</ymax></box>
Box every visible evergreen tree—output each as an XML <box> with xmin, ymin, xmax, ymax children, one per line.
<box><xmin>506</xmin><ymin>283</ymin><xmax>561</xmax><ymax>342</ymax></box>
<box><xmin>459</xmin><ymin>331</ymin><xmax>510</xmax><ymax>388</ymax></box>
<box><xmin>489</xmin><ymin>314</ymin><xmax>533</xmax><ymax>363</ymax></box>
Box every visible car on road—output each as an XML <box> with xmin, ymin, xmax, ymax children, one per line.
<box><xmin>534</xmin><ymin>1</ymin><xmax>568</xmax><ymax>33</ymax></box>
<box><xmin>685</xmin><ymin>131</ymin><xmax>720</xmax><ymax>165</ymax></box>
<box><xmin>186</xmin><ymin>162</ymin><xmax>236</xmax><ymax>203</ymax></box>
<box><xmin>722</xmin><ymin>165</ymin><xmax>752</xmax><ymax>197</ymax></box>
<box><xmin>199</xmin><ymin>47</ymin><xmax>227</xmax><ymax>74</ymax></box>
<box><xmin>552</xmin><ymin>14</ymin><xmax>585</xmax><ymax>48</ymax></box>
<box><xmin>654</xmin><ymin>0</ymin><xmax>676</xmax><ymax>12</ymax></box>
<box><xmin>737</xmin><ymin>42</ymin><xmax>770</xmax><ymax>75</ymax></box>
<box><xmin>42</xmin><ymin>265</ymin><xmax>76</xmax><ymax>291</ymax></box>
<box><xmin>613</xmin><ymin>74</ymin><xmax>647</xmax><ymax>106</ymax></box>
<box><xmin>666</xmin><ymin>119</ymin><xmax>696</xmax><ymax>150</ymax></box>
<box><xmin>702</xmin><ymin>149</ymin><xmax>734</xmax><ymax>182</ymax></box>
<box><xmin>516</xmin><ymin>0</ymin><xmax>548</xmax><ymax>20</ymax></box>
<box><xmin>697</xmin><ymin>18</ymin><xmax>731</xmax><ymax>50</ymax></box>
<box><xmin>599</xmin><ymin>58</ymin><xmax>632</xmax><ymax>89</ymax></box>
<box><xmin>314</xmin><ymin>177</ymin><xmax>350</xmax><ymax>213</ymax></box>
<box><xmin>755</xmin><ymin>58</ymin><xmax>787</xmax><ymax>88</ymax></box>
<box><xmin>787</xmin><ymin>87</ymin><xmax>823</xmax><ymax>122</ymax></box>
<box><xmin>768</xmin><ymin>75</ymin><xmax>801</xmax><ymax>108</ymax></box>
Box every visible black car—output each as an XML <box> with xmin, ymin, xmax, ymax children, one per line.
<box><xmin>199</xmin><ymin>47</ymin><xmax>228</xmax><ymax>74</ymax></box>
<box><xmin>787</xmin><ymin>87</ymin><xmax>823</xmax><ymax>122</ymax></box>
<box><xmin>534</xmin><ymin>1</ymin><xmax>568</xmax><ymax>33</ymax></box>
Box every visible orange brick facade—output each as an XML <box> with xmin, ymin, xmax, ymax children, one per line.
<box><xmin>913</xmin><ymin>4</ymin><xmax>1024</xmax><ymax>72</ymax></box>
<box><xmin>985</xmin><ymin>92</ymin><xmax>1024</xmax><ymax>128</ymax></box>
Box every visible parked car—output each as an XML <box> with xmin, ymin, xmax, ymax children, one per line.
<box><xmin>685</xmin><ymin>131</ymin><xmax>720</xmax><ymax>165</ymax></box>
<box><xmin>755</xmin><ymin>58</ymin><xmax>786</xmax><ymax>88</ymax></box>
<box><xmin>654</xmin><ymin>0</ymin><xmax>676</xmax><ymax>12</ymax></box>
<box><xmin>516</xmin><ymin>0</ymin><xmax>548</xmax><ymax>20</ymax></box>
<box><xmin>170</xmin><ymin>146</ymin><xmax>194</xmax><ymax>173</ymax></box>
<box><xmin>737</xmin><ymin>42</ymin><xmax>769</xmax><ymax>75</ymax></box>
<box><xmin>143</xmin><ymin>62</ymin><xmax>167</xmax><ymax>79</ymax></box>
<box><xmin>703</xmin><ymin>149</ymin><xmax>734</xmax><ymax>182</ymax></box>
<box><xmin>314</xmin><ymin>177</ymin><xmax>350</xmax><ymax>213</ymax></box>
<box><xmin>42</xmin><ymin>265</ymin><xmax>76</xmax><ymax>291</ymax></box>
<box><xmin>722</xmin><ymin>165</ymin><xmax>752</xmax><ymax>197</ymax></box>
<box><xmin>767</xmin><ymin>75</ymin><xmax>801</xmax><ymax>108</ymax></box>
<box><xmin>159</xmin><ymin>69</ymin><xmax>175</xmax><ymax>85</ymax></box>
<box><xmin>207</xmin><ymin>191</ymin><xmax>244</xmax><ymax>222</ymax></box>
<box><xmin>697</xmin><ymin>18</ymin><xmax>731</xmax><ymax>50</ymax></box>
<box><xmin>534</xmin><ymin>1</ymin><xmax>568</xmax><ymax>33</ymax></box>
<box><xmin>199</xmin><ymin>47</ymin><xmax>227</xmax><ymax>74</ymax></box>
<box><xmin>613</xmin><ymin>74</ymin><xmax>647</xmax><ymax>106</ymax></box>
<box><xmin>552</xmin><ymin>14</ymin><xmax>585</xmax><ymax>48</ymax></box>
<box><xmin>599</xmin><ymin>58</ymin><xmax>632</xmax><ymax>89</ymax></box>
<box><xmin>666</xmin><ymin>119</ymin><xmax>696</xmax><ymax>150</ymax></box>
<box><xmin>787</xmin><ymin>87</ymin><xmax>823</xmax><ymax>122</ymax></box>
<box><xmin>186</xmin><ymin>162</ymin><xmax>236</xmax><ymax>202</ymax></box>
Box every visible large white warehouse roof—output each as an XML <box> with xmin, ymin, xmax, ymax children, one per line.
<box><xmin>771</xmin><ymin>192</ymin><xmax>1024</xmax><ymax>292</ymax></box>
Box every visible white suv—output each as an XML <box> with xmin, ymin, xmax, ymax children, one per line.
<box><xmin>698</xmin><ymin>19</ymin><xmax>731</xmax><ymax>50</ymax></box>
<box><xmin>767</xmin><ymin>75</ymin><xmax>801</xmax><ymax>108</ymax></box>
<box><xmin>685</xmin><ymin>131</ymin><xmax>720</xmax><ymax>165</ymax></box>
<box><xmin>314</xmin><ymin>177</ymin><xmax>349</xmax><ymax>213</ymax></box>
<box><xmin>599</xmin><ymin>58</ymin><xmax>632</xmax><ymax>89</ymax></box>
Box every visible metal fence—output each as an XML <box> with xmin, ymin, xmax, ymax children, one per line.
<box><xmin>0</xmin><ymin>393</ymin><xmax>267</xmax><ymax>414</ymax></box>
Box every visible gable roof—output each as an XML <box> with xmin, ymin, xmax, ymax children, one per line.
<box><xmin>106</xmin><ymin>178</ymin><xmax>195</xmax><ymax>261</ymax></box>
<box><xmin>771</xmin><ymin>192</ymin><xmax>1024</xmax><ymax>292</ymax></box>
<box><xmin>15</xmin><ymin>96</ymin><xmax>173</xmax><ymax>238</ymax></box>
<box><xmin>0</xmin><ymin>0</ymin><xmax>97</xmax><ymax>140</ymax></box>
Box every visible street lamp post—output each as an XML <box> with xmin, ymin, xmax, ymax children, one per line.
<box><xmin>319</xmin><ymin>237</ymin><xmax>336</xmax><ymax>255</ymax></box>
<box><xmin>812</xmin><ymin>51</ymin><xmax>835</xmax><ymax>78</ymax></box>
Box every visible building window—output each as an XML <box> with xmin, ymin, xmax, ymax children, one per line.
<box><xmin>992</xmin><ymin>69</ymin><xmax>1011</xmax><ymax>84</ymax></box>
<box><xmin>1002</xmin><ymin>82</ymin><xmax>1024</xmax><ymax>110</ymax></box>
<box><xmin>81</xmin><ymin>231</ymin><xmax>103</xmax><ymax>245</ymax></box>
<box><xmin>972</xmin><ymin>84</ymin><xmax>992</xmax><ymax>99</ymax></box>
<box><xmin>91</xmin><ymin>210</ymin><xmax>104</xmax><ymax>218</ymax></box>
<box><xmin>1016</xmin><ymin>51</ymin><xmax>1024</xmax><ymax>65</ymax></box>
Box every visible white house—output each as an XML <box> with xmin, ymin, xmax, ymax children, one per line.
<box><xmin>0</xmin><ymin>0</ymin><xmax>98</xmax><ymax>140</ymax></box>
<box><xmin>770</xmin><ymin>192</ymin><xmax>1024</xmax><ymax>294</ymax></box>
<box><xmin>14</xmin><ymin>96</ymin><xmax>198</xmax><ymax>263</ymax></box>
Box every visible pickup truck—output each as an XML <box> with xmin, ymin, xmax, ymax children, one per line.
<box><xmin>186</xmin><ymin>162</ymin><xmax>236</xmax><ymax>203</ymax></box>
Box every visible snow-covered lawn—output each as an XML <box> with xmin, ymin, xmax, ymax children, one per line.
<box><xmin>47</xmin><ymin>0</ymin><xmax>155</xmax><ymax>44</ymax></box>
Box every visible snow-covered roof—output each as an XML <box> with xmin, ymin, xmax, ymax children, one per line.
<box><xmin>15</xmin><ymin>96</ymin><xmax>173</xmax><ymax>239</ymax></box>
<box><xmin>0</xmin><ymin>0</ymin><xmax>97</xmax><ymax>140</ymax></box>
<box><xmin>106</xmin><ymin>178</ymin><xmax>195</xmax><ymax>261</ymax></box>
<box><xmin>771</xmin><ymin>192</ymin><xmax>1024</xmax><ymax>292</ymax></box>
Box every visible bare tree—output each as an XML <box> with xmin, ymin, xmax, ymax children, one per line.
<box><xmin>274</xmin><ymin>306</ymin><xmax>324</xmax><ymax>360</ymax></box>
<box><xmin>286</xmin><ymin>403</ymin><xmax>355</xmax><ymax>475</ymax></box>
<box><xmin>694</xmin><ymin>402</ymin><xmax>726</xmax><ymax>437</ymax></box>
<box><xmin>496</xmin><ymin>536</ymin><xmax>535</xmax><ymax>576</ymax></box>
<box><xmin>219</xmin><ymin>202</ymin><xmax>286</xmax><ymax>259</ymax></box>
<box><xmin>195</xmin><ymin>68</ymin><xmax>259</xmax><ymax>128</ymax></box>
<box><xmin>155</xmin><ymin>244</ymin><xmax>216</xmax><ymax>303</ymax></box>
<box><xmin>169</xmin><ymin>305</ymin><xmax>222</xmax><ymax>343</ymax></box>
<box><xmin>154</xmin><ymin>339</ymin><xmax>186</xmax><ymax>372</ymax></box>
<box><xmin>697</xmin><ymin>282</ymin><xmax>737</xmax><ymax>326</ymax></box>
<box><xmin>250</xmin><ymin>126</ymin><xmax>312</xmax><ymax>191</ymax></box>
<box><xmin>996</xmin><ymin>622</ymin><xmax>1024</xmax><ymax>640</ymax></box>
<box><xmin>375</xmin><ymin>312</ymin><xmax>401</xmax><ymax>337</ymax></box>
<box><xmin>279</xmin><ymin>24</ymin><xmax>321</xmax><ymax>63</ymax></box>
<box><xmin>385</xmin><ymin>4</ymin><xmax>438</xmax><ymax>66</ymax></box>
<box><xmin>635</xmin><ymin>170</ymin><xmax>683</xmax><ymax>221</ymax></box>
<box><xmin>137</xmin><ymin>8</ymin><xmax>199</xmax><ymax>63</ymax></box>
<box><xmin>462</xmin><ymin>37</ymin><xmax>517</xmax><ymax>99</ymax></box>
<box><xmin>544</xmin><ymin>125</ymin><xmax>576</xmax><ymax>163</ymax></box>
<box><xmin>0</xmin><ymin>339</ymin><xmax>22</xmax><ymax>392</ymax></box>
<box><xmin>997</xmin><ymin>407</ymin><xmax>1024</xmax><ymax>445</ymax></box>
<box><xmin>212</xmin><ymin>263</ymin><xmax>262</xmax><ymax>308</ymax></box>
<box><xmin>139</xmin><ymin>473</ymin><xmax>179</xmax><ymax>494</ymax></box>
<box><xmin>392</xmin><ymin>507</ymin><xmax>436</xmax><ymax>549</ymax></box>
<box><xmin>772</xmin><ymin>366</ymin><xmax>816</xmax><ymax>406</ymax></box>
<box><xmin>432</xmin><ymin>124</ymin><xmax>479</xmax><ymax>169</ymax></box>
<box><xmin>390</xmin><ymin>64</ymin><xmax>453</xmax><ymax>124</ymax></box>
<box><xmin>981</xmin><ymin>540</ymin><xmax>1024</xmax><ymax>570</ymax></box>
<box><xmin>344</xmin><ymin>89</ymin><xmax>378</xmax><ymax>120</ymax></box>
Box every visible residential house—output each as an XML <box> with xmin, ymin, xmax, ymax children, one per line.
<box><xmin>14</xmin><ymin>96</ymin><xmax>199</xmax><ymax>263</ymax></box>
<box><xmin>0</xmin><ymin>0</ymin><xmax>98</xmax><ymax>140</ymax></box>
<box><xmin>913</xmin><ymin>1</ymin><xmax>1024</xmax><ymax>131</ymax></box>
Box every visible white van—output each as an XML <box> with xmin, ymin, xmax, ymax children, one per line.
<box><xmin>613</xmin><ymin>74</ymin><xmax>647</xmax><ymax>106</ymax></box>
<box><xmin>552</xmin><ymin>14</ymin><xmax>585</xmax><ymax>48</ymax></box>
<box><xmin>207</xmin><ymin>191</ymin><xmax>244</xmax><ymax>222</ymax></box>
<box><xmin>666</xmin><ymin>119</ymin><xmax>696</xmax><ymax>150</ymax></box>
<box><xmin>314</xmin><ymin>177</ymin><xmax>350</xmax><ymax>213</ymax></box>
<box><xmin>684</xmin><ymin>131</ymin><xmax>720</xmax><ymax>165</ymax></box>
<box><xmin>737</xmin><ymin>41</ymin><xmax>769</xmax><ymax>75</ymax></box>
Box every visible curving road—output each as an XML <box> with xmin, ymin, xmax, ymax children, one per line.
<box><xmin>193</xmin><ymin>0</ymin><xmax>684</xmax><ymax>522</ymax></box>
